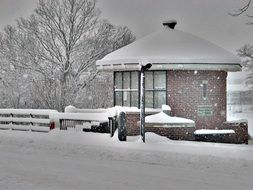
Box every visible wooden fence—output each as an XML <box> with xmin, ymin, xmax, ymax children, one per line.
<box><xmin>0</xmin><ymin>109</ymin><xmax>57</xmax><ymax>132</ymax></box>
<box><xmin>0</xmin><ymin>108</ymin><xmax>118</xmax><ymax>136</ymax></box>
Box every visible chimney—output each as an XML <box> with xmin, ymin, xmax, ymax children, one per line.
<box><xmin>162</xmin><ymin>19</ymin><xmax>177</xmax><ymax>29</ymax></box>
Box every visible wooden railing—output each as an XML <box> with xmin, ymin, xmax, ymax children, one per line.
<box><xmin>55</xmin><ymin>110</ymin><xmax>117</xmax><ymax>137</ymax></box>
<box><xmin>0</xmin><ymin>107</ymin><xmax>118</xmax><ymax>137</ymax></box>
<box><xmin>0</xmin><ymin>109</ymin><xmax>57</xmax><ymax>132</ymax></box>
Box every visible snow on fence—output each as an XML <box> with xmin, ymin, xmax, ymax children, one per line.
<box><xmin>0</xmin><ymin>107</ymin><xmax>118</xmax><ymax>136</ymax></box>
<box><xmin>53</xmin><ymin>107</ymin><xmax>117</xmax><ymax>137</ymax></box>
<box><xmin>0</xmin><ymin>109</ymin><xmax>57</xmax><ymax>132</ymax></box>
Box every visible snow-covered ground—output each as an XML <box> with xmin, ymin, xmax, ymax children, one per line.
<box><xmin>0</xmin><ymin>129</ymin><xmax>253</xmax><ymax>190</ymax></box>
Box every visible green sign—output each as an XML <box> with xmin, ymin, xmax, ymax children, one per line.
<box><xmin>198</xmin><ymin>105</ymin><xmax>213</xmax><ymax>116</ymax></box>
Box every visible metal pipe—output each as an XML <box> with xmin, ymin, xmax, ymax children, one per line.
<box><xmin>140</xmin><ymin>67</ymin><xmax>145</xmax><ymax>142</ymax></box>
<box><xmin>139</xmin><ymin>63</ymin><xmax>152</xmax><ymax>143</ymax></box>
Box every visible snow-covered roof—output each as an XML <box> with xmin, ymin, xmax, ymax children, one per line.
<box><xmin>97</xmin><ymin>21</ymin><xmax>241</xmax><ymax>72</ymax></box>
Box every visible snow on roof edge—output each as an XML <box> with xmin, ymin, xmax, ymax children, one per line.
<box><xmin>97</xmin><ymin>62</ymin><xmax>241</xmax><ymax>72</ymax></box>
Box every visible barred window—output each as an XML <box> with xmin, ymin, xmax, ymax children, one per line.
<box><xmin>114</xmin><ymin>71</ymin><xmax>167</xmax><ymax>108</ymax></box>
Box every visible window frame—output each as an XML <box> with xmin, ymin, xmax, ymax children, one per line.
<box><xmin>114</xmin><ymin>70</ymin><xmax>167</xmax><ymax>108</ymax></box>
<box><xmin>202</xmin><ymin>80</ymin><xmax>208</xmax><ymax>100</ymax></box>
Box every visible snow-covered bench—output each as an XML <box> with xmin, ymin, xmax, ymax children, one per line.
<box><xmin>53</xmin><ymin>110</ymin><xmax>115</xmax><ymax>133</ymax></box>
<box><xmin>53</xmin><ymin>107</ymin><xmax>117</xmax><ymax>136</ymax></box>
<box><xmin>0</xmin><ymin>109</ymin><xmax>57</xmax><ymax>132</ymax></box>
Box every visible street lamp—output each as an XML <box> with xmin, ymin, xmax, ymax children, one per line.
<box><xmin>139</xmin><ymin>62</ymin><xmax>152</xmax><ymax>143</ymax></box>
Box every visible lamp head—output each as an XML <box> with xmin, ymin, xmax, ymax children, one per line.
<box><xmin>143</xmin><ymin>63</ymin><xmax>152</xmax><ymax>70</ymax></box>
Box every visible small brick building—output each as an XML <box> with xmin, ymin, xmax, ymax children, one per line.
<box><xmin>96</xmin><ymin>20</ymin><xmax>248</xmax><ymax>143</ymax></box>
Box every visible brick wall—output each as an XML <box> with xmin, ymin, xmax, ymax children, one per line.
<box><xmin>123</xmin><ymin>70</ymin><xmax>248</xmax><ymax>144</ymax></box>
<box><xmin>125</xmin><ymin>112</ymin><xmax>158</xmax><ymax>136</ymax></box>
<box><xmin>167</xmin><ymin>70</ymin><xmax>227</xmax><ymax>130</ymax></box>
<box><xmin>126</xmin><ymin>70</ymin><xmax>228</xmax><ymax>135</ymax></box>
<box><xmin>195</xmin><ymin>121</ymin><xmax>248</xmax><ymax>144</ymax></box>
<box><xmin>220</xmin><ymin>121</ymin><xmax>248</xmax><ymax>144</ymax></box>
<box><xmin>125</xmin><ymin>112</ymin><xmax>195</xmax><ymax>141</ymax></box>
<box><xmin>145</xmin><ymin>124</ymin><xmax>195</xmax><ymax>141</ymax></box>
<box><xmin>125</xmin><ymin>113</ymin><xmax>248</xmax><ymax>144</ymax></box>
<box><xmin>125</xmin><ymin>113</ymin><xmax>140</xmax><ymax>136</ymax></box>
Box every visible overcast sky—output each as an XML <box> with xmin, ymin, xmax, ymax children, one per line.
<box><xmin>0</xmin><ymin>0</ymin><xmax>253</xmax><ymax>53</ymax></box>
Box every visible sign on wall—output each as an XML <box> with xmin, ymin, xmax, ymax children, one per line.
<box><xmin>197</xmin><ymin>105</ymin><xmax>213</xmax><ymax>116</ymax></box>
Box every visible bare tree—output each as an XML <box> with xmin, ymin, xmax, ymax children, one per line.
<box><xmin>237</xmin><ymin>44</ymin><xmax>253</xmax><ymax>86</ymax></box>
<box><xmin>0</xmin><ymin>45</ymin><xmax>32</xmax><ymax>108</ymax></box>
<box><xmin>230</xmin><ymin>0</ymin><xmax>251</xmax><ymax>15</ymax></box>
<box><xmin>0</xmin><ymin>0</ymin><xmax>135</xmax><ymax>110</ymax></box>
<box><xmin>229</xmin><ymin>1</ymin><xmax>253</xmax><ymax>86</ymax></box>
<box><xmin>230</xmin><ymin>0</ymin><xmax>253</xmax><ymax>24</ymax></box>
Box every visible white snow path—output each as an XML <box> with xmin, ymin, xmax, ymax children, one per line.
<box><xmin>0</xmin><ymin>130</ymin><xmax>253</xmax><ymax>190</ymax></box>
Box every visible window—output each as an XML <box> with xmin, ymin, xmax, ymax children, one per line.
<box><xmin>154</xmin><ymin>71</ymin><xmax>167</xmax><ymax>108</ymax></box>
<box><xmin>114</xmin><ymin>71</ymin><xmax>167</xmax><ymax>108</ymax></box>
<box><xmin>114</xmin><ymin>71</ymin><xmax>139</xmax><ymax>107</ymax></box>
<box><xmin>202</xmin><ymin>80</ymin><xmax>208</xmax><ymax>100</ymax></box>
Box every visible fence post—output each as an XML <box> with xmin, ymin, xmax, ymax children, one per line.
<box><xmin>10</xmin><ymin>113</ymin><xmax>13</xmax><ymax>130</ymax></box>
<box><xmin>30</xmin><ymin>113</ymin><xmax>33</xmax><ymax>131</ymax></box>
<box><xmin>60</xmin><ymin>119</ymin><xmax>67</xmax><ymax>130</ymax></box>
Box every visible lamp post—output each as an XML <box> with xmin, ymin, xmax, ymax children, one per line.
<box><xmin>139</xmin><ymin>62</ymin><xmax>152</xmax><ymax>143</ymax></box>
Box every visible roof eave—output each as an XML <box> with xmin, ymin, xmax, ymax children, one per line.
<box><xmin>96</xmin><ymin>62</ymin><xmax>242</xmax><ymax>72</ymax></box>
